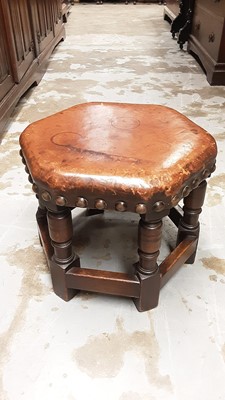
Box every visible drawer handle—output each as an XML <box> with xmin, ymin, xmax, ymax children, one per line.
<box><xmin>195</xmin><ymin>22</ymin><xmax>201</xmax><ymax>31</ymax></box>
<box><xmin>208</xmin><ymin>32</ymin><xmax>215</xmax><ymax>42</ymax></box>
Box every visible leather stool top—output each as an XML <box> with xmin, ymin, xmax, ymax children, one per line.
<box><xmin>20</xmin><ymin>102</ymin><xmax>217</xmax><ymax>214</ymax></box>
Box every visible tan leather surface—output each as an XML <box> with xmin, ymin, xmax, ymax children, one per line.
<box><xmin>20</xmin><ymin>102</ymin><xmax>217</xmax><ymax>199</ymax></box>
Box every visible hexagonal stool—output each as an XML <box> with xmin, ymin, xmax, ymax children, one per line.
<box><xmin>19</xmin><ymin>102</ymin><xmax>217</xmax><ymax>311</ymax></box>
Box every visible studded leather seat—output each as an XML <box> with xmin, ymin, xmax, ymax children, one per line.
<box><xmin>20</xmin><ymin>102</ymin><xmax>217</xmax><ymax>311</ymax></box>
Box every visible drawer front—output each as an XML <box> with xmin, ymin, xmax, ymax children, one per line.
<box><xmin>197</xmin><ymin>0</ymin><xmax>225</xmax><ymax>17</ymax></box>
<box><xmin>191</xmin><ymin>5</ymin><xmax>225</xmax><ymax>61</ymax></box>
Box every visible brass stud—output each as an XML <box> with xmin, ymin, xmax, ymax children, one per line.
<box><xmin>28</xmin><ymin>175</ymin><xmax>33</xmax><ymax>184</ymax></box>
<box><xmin>95</xmin><ymin>199</ymin><xmax>107</xmax><ymax>210</ymax></box>
<box><xmin>41</xmin><ymin>191</ymin><xmax>52</xmax><ymax>202</ymax></box>
<box><xmin>25</xmin><ymin>166</ymin><xmax>29</xmax><ymax>174</ymax></box>
<box><xmin>75</xmin><ymin>197</ymin><xmax>88</xmax><ymax>208</ymax></box>
<box><xmin>202</xmin><ymin>169</ymin><xmax>210</xmax><ymax>179</ymax></box>
<box><xmin>211</xmin><ymin>162</ymin><xmax>216</xmax><ymax>173</ymax></box>
<box><xmin>135</xmin><ymin>203</ymin><xmax>147</xmax><ymax>214</ymax></box>
<box><xmin>171</xmin><ymin>194</ymin><xmax>180</xmax><ymax>206</ymax></box>
<box><xmin>19</xmin><ymin>150</ymin><xmax>26</xmax><ymax>164</ymax></box>
<box><xmin>191</xmin><ymin>178</ymin><xmax>200</xmax><ymax>189</ymax></box>
<box><xmin>182</xmin><ymin>186</ymin><xmax>191</xmax><ymax>197</ymax></box>
<box><xmin>152</xmin><ymin>201</ymin><xmax>165</xmax><ymax>212</ymax></box>
<box><xmin>115</xmin><ymin>201</ymin><xmax>127</xmax><ymax>212</ymax></box>
<box><xmin>32</xmin><ymin>184</ymin><xmax>38</xmax><ymax>193</ymax></box>
<box><xmin>56</xmin><ymin>196</ymin><xmax>67</xmax><ymax>206</ymax></box>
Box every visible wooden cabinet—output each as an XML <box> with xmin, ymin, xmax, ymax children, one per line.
<box><xmin>188</xmin><ymin>1</ymin><xmax>225</xmax><ymax>85</ymax></box>
<box><xmin>0</xmin><ymin>0</ymin><xmax>65</xmax><ymax>132</ymax></box>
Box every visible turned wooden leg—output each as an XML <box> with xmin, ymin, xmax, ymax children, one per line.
<box><xmin>36</xmin><ymin>201</ymin><xmax>48</xmax><ymax>245</ymax></box>
<box><xmin>177</xmin><ymin>180</ymin><xmax>207</xmax><ymax>264</ymax></box>
<box><xmin>134</xmin><ymin>218</ymin><xmax>162</xmax><ymax>312</ymax></box>
<box><xmin>36</xmin><ymin>201</ymin><xmax>47</xmax><ymax>222</ymax></box>
<box><xmin>47</xmin><ymin>208</ymin><xmax>80</xmax><ymax>301</ymax></box>
<box><xmin>36</xmin><ymin>203</ymin><xmax>46</xmax><ymax>240</ymax></box>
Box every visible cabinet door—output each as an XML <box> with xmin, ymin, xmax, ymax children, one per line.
<box><xmin>2</xmin><ymin>0</ymin><xmax>35</xmax><ymax>83</ymax></box>
<box><xmin>0</xmin><ymin>2</ymin><xmax>14</xmax><ymax>101</ymax></box>
<box><xmin>30</xmin><ymin>0</ymin><xmax>55</xmax><ymax>55</ymax></box>
<box><xmin>51</xmin><ymin>0</ymin><xmax>63</xmax><ymax>36</ymax></box>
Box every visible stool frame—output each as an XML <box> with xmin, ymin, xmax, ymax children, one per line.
<box><xmin>33</xmin><ymin>178</ymin><xmax>206</xmax><ymax>312</ymax></box>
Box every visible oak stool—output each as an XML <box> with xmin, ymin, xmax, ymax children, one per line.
<box><xmin>20</xmin><ymin>103</ymin><xmax>217</xmax><ymax>311</ymax></box>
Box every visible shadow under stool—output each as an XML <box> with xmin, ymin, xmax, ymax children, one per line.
<box><xmin>19</xmin><ymin>102</ymin><xmax>217</xmax><ymax>311</ymax></box>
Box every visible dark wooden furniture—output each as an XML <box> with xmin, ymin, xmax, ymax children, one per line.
<box><xmin>164</xmin><ymin>0</ymin><xmax>180</xmax><ymax>24</ymax></box>
<box><xmin>0</xmin><ymin>0</ymin><xmax>65</xmax><ymax>133</ymax></box>
<box><xmin>164</xmin><ymin>1</ymin><xmax>195</xmax><ymax>49</ymax></box>
<box><xmin>19</xmin><ymin>102</ymin><xmax>217</xmax><ymax>312</ymax></box>
<box><xmin>62</xmin><ymin>1</ymin><xmax>73</xmax><ymax>22</ymax></box>
<box><xmin>188</xmin><ymin>0</ymin><xmax>225</xmax><ymax>85</ymax></box>
<box><xmin>164</xmin><ymin>1</ymin><xmax>225</xmax><ymax>85</ymax></box>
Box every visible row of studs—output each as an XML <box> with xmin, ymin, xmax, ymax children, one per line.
<box><xmin>20</xmin><ymin>150</ymin><xmax>215</xmax><ymax>214</ymax></box>
<box><xmin>20</xmin><ymin>151</ymin><xmax>162</xmax><ymax>215</ymax></box>
<box><xmin>34</xmin><ymin>169</ymin><xmax>213</xmax><ymax>213</ymax></box>
<box><xmin>20</xmin><ymin>153</ymin><xmax>159</xmax><ymax>214</ymax></box>
<box><xmin>40</xmin><ymin>190</ymin><xmax>150</xmax><ymax>214</ymax></box>
<box><xmin>21</xmin><ymin>163</ymin><xmax>151</xmax><ymax>214</ymax></box>
<box><xmin>170</xmin><ymin>166</ymin><xmax>215</xmax><ymax>206</ymax></box>
<box><xmin>39</xmin><ymin>190</ymin><xmax>168</xmax><ymax>213</ymax></box>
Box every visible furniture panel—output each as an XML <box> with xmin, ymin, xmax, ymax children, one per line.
<box><xmin>30</xmin><ymin>0</ymin><xmax>55</xmax><ymax>55</ymax></box>
<box><xmin>0</xmin><ymin>2</ymin><xmax>14</xmax><ymax>102</ymax></box>
<box><xmin>2</xmin><ymin>0</ymin><xmax>35</xmax><ymax>83</ymax></box>
<box><xmin>197</xmin><ymin>0</ymin><xmax>225</xmax><ymax>16</ymax></box>
<box><xmin>52</xmin><ymin>0</ymin><xmax>64</xmax><ymax>35</ymax></box>
<box><xmin>191</xmin><ymin>5</ymin><xmax>225</xmax><ymax>62</ymax></box>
